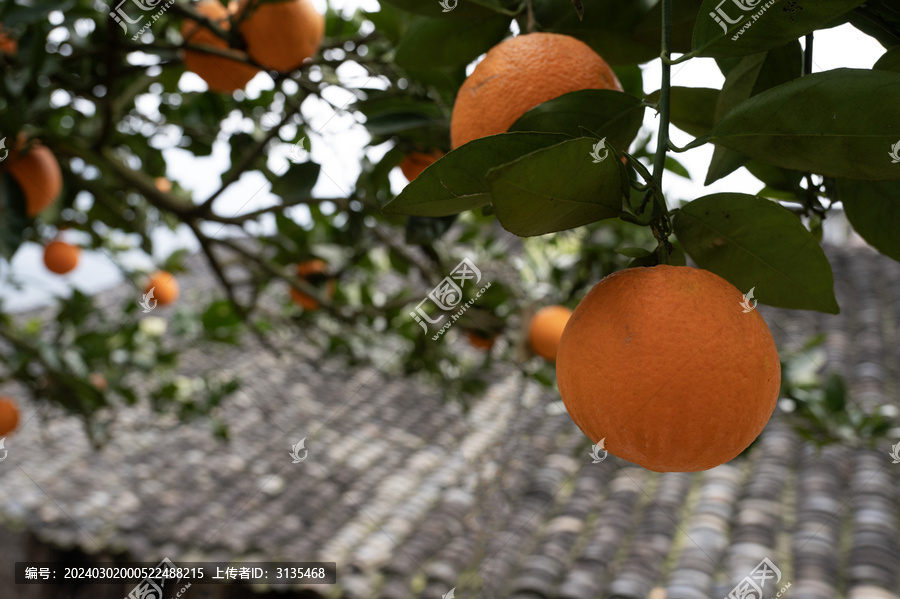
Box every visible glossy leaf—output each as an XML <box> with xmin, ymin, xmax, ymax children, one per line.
<box><xmin>509</xmin><ymin>90</ymin><xmax>645</xmax><ymax>150</ymax></box>
<box><xmin>487</xmin><ymin>138</ymin><xmax>625</xmax><ymax>237</ymax></box>
<box><xmin>394</xmin><ymin>15</ymin><xmax>511</xmax><ymax>69</ymax></box>
<box><xmin>837</xmin><ymin>179</ymin><xmax>900</xmax><ymax>262</ymax></box>
<box><xmin>382</xmin><ymin>132</ymin><xmax>570</xmax><ymax>217</ymax></box>
<box><xmin>692</xmin><ymin>0</ymin><xmax>865</xmax><ymax>57</ymax></box>
<box><xmin>710</xmin><ymin>69</ymin><xmax>900</xmax><ymax>181</ymax></box>
<box><xmin>673</xmin><ymin>193</ymin><xmax>839</xmax><ymax>313</ymax></box>
<box><xmin>647</xmin><ymin>87</ymin><xmax>719</xmax><ymax>137</ymax></box>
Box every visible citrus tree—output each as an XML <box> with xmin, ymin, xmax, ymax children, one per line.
<box><xmin>0</xmin><ymin>0</ymin><xmax>898</xmax><ymax>449</ymax></box>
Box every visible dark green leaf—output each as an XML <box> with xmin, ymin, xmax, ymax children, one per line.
<box><xmin>633</xmin><ymin>0</ymin><xmax>704</xmax><ymax>53</ymax></box>
<box><xmin>382</xmin><ymin>132</ymin><xmax>570</xmax><ymax>217</ymax></box>
<box><xmin>509</xmin><ymin>90</ymin><xmax>644</xmax><ymax>150</ymax></box>
<box><xmin>611</xmin><ymin>64</ymin><xmax>644</xmax><ymax>98</ymax></box>
<box><xmin>709</xmin><ymin>69</ymin><xmax>900</xmax><ymax>181</ymax></box>
<box><xmin>647</xmin><ymin>87</ymin><xmax>719</xmax><ymax>137</ymax></box>
<box><xmin>488</xmin><ymin>137</ymin><xmax>624</xmax><ymax>236</ymax></box>
<box><xmin>615</xmin><ymin>246</ymin><xmax>653</xmax><ymax>258</ymax></box>
<box><xmin>744</xmin><ymin>160</ymin><xmax>803</xmax><ymax>191</ymax></box>
<box><xmin>673</xmin><ymin>193</ymin><xmax>839</xmax><ymax>313</ymax></box>
<box><xmin>837</xmin><ymin>179</ymin><xmax>900</xmax><ymax>262</ymax></box>
<box><xmin>394</xmin><ymin>15</ymin><xmax>511</xmax><ymax>69</ymax></box>
<box><xmin>874</xmin><ymin>46</ymin><xmax>900</xmax><ymax>73</ymax></box>
<box><xmin>270</xmin><ymin>162</ymin><xmax>320</xmax><ymax>203</ymax></box>
<box><xmin>823</xmin><ymin>373</ymin><xmax>847</xmax><ymax>412</ymax></box>
<box><xmin>714</xmin><ymin>41</ymin><xmax>803</xmax><ymax>122</ymax></box>
<box><xmin>692</xmin><ymin>0</ymin><xmax>865</xmax><ymax>58</ymax></box>
<box><xmin>378</xmin><ymin>0</ymin><xmax>505</xmax><ymax>19</ymax></box>
<box><xmin>405</xmin><ymin>215</ymin><xmax>457</xmax><ymax>244</ymax></box>
<box><xmin>665</xmin><ymin>155</ymin><xmax>691</xmax><ymax>179</ymax></box>
<box><xmin>705</xmin><ymin>146</ymin><xmax>749</xmax><ymax>185</ymax></box>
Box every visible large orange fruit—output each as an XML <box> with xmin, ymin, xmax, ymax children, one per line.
<box><xmin>0</xmin><ymin>138</ymin><xmax>62</xmax><ymax>217</ymax></box>
<box><xmin>43</xmin><ymin>240</ymin><xmax>81</xmax><ymax>274</ymax></box>
<box><xmin>291</xmin><ymin>259</ymin><xmax>335</xmax><ymax>310</ymax></box>
<box><xmin>0</xmin><ymin>397</ymin><xmax>20</xmax><ymax>436</ymax></box>
<box><xmin>557</xmin><ymin>266</ymin><xmax>780</xmax><ymax>473</ymax></box>
<box><xmin>400</xmin><ymin>150</ymin><xmax>444</xmax><ymax>182</ymax></box>
<box><xmin>450</xmin><ymin>32</ymin><xmax>622</xmax><ymax>149</ymax></box>
<box><xmin>145</xmin><ymin>271</ymin><xmax>180</xmax><ymax>306</ymax></box>
<box><xmin>528</xmin><ymin>305</ymin><xmax>572</xmax><ymax>362</ymax></box>
<box><xmin>238</xmin><ymin>0</ymin><xmax>324</xmax><ymax>72</ymax></box>
<box><xmin>182</xmin><ymin>0</ymin><xmax>260</xmax><ymax>93</ymax></box>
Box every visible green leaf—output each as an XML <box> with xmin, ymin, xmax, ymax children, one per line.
<box><xmin>837</xmin><ymin>179</ymin><xmax>900</xmax><ymax>262</ymax></box>
<box><xmin>394</xmin><ymin>15</ymin><xmax>511</xmax><ymax>69</ymax></box>
<box><xmin>647</xmin><ymin>87</ymin><xmax>719</xmax><ymax>137</ymax></box>
<box><xmin>705</xmin><ymin>146</ymin><xmax>749</xmax><ymax>185</ymax></box>
<box><xmin>665</xmin><ymin>155</ymin><xmax>691</xmax><ymax>179</ymax></box>
<box><xmin>615</xmin><ymin>246</ymin><xmax>653</xmax><ymax>258</ymax></box>
<box><xmin>0</xmin><ymin>171</ymin><xmax>28</xmax><ymax>260</ymax></box>
<box><xmin>692</xmin><ymin>0</ymin><xmax>865</xmax><ymax>58</ymax></box>
<box><xmin>270</xmin><ymin>162</ymin><xmax>320</xmax><ymax>203</ymax></box>
<box><xmin>874</xmin><ymin>46</ymin><xmax>900</xmax><ymax>73</ymax></box>
<box><xmin>531</xmin><ymin>0</ymin><xmax>659</xmax><ymax>65</ymax></box>
<box><xmin>382</xmin><ymin>132</ymin><xmax>570</xmax><ymax>217</ymax></box>
<box><xmin>509</xmin><ymin>90</ymin><xmax>644</xmax><ymax>150</ymax></box>
<box><xmin>822</xmin><ymin>373</ymin><xmax>847</xmax><ymax>412</ymax></box>
<box><xmin>673</xmin><ymin>193</ymin><xmax>839</xmax><ymax>313</ymax></box>
<box><xmin>487</xmin><ymin>137</ymin><xmax>625</xmax><ymax>236</ymax></box>
<box><xmin>378</xmin><ymin>0</ymin><xmax>507</xmax><ymax>19</ymax></box>
<box><xmin>611</xmin><ymin>64</ymin><xmax>644</xmax><ymax>98</ymax></box>
<box><xmin>744</xmin><ymin>160</ymin><xmax>803</xmax><ymax>191</ymax></box>
<box><xmin>714</xmin><ymin>41</ymin><xmax>803</xmax><ymax>122</ymax></box>
<box><xmin>709</xmin><ymin>69</ymin><xmax>900</xmax><ymax>181</ymax></box>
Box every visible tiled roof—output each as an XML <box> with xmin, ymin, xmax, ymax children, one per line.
<box><xmin>0</xmin><ymin>245</ymin><xmax>899</xmax><ymax>599</ymax></box>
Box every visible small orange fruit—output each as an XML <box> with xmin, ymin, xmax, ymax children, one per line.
<box><xmin>182</xmin><ymin>0</ymin><xmax>260</xmax><ymax>93</ymax></box>
<box><xmin>465</xmin><ymin>330</ymin><xmax>496</xmax><ymax>351</ymax></box>
<box><xmin>450</xmin><ymin>32</ymin><xmax>622</xmax><ymax>148</ymax></box>
<box><xmin>0</xmin><ymin>23</ymin><xmax>16</xmax><ymax>55</ymax></box>
<box><xmin>528</xmin><ymin>305</ymin><xmax>572</xmax><ymax>362</ymax></box>
<box><xmin>43</xmin><ymin>240</ymin><xmax>81</xmax><ymax>274</ymax></box>
<box><xmin>0</xmin><ymin>138</ymin><xmax>63</xmax><ymax>217</ymax></box>
<box><xmin>556</xmin><ymin>266</ymin><xmax>780</xmax><ymax>473</ymax></box>
<box><xmin>0</xmin><ymin>397</ymin><xmax>20</xmax><ymax>436</ymax></box>
<box><xmin>400</xmin><ymin>150</ymin><xmax>444</xmax><ymax>182</ymax></box>
<box><xmin>290</xmin><ymin>259</ymin><xmax>335</xmax><ymax>310</ymax></box>
<box><xmin>89</xmin><ymin>373</ymin><xmax>109</xmax><ymax>392</ymax></box>
<box><xmin>145</xmin><ymin>271</ymin><xmax>180</xmax><ymax>306</ymax></box>
<box><xmin>238</xmin><ymin>0</ymin><xmax>324</xmax><ymax>72</ymax></box>
<box><xmin>154</xmin><ymin>177</ymin><xmax>172</xmax><ymax>193</ymax></box>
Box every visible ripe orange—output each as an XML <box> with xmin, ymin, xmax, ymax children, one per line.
<box><xmin>0</xmin><ymin>23</ymin><xmax>16</xmax><ymax>55</ymax></box>
<box><xmin>465</xmin><ymin>330</ymin><xmax>496</xmax><ymax>351</ymax></box>
<box><xmin>556</xmin><ymin>266</ymin><xmax>780</xmax><ymax>473</ymax></box>
<box><xmin>528</xmin><ymin>305</ymin><xmax>572</xmax><ymax>362</ymax></box>
<box><xmin>400</xmin><ymin>150</ymin><xmax>444</xmax><ymax>182</ymax></box>
<box><xmin>0</xmin><ymin>138</ymin><xmax>62</xmax><ymax>217</ymax></box>
<box><xmin>145</xmin><ymin>271</ymin><xmax>180</xmax><ymax>306</ymax></box>
<box><xmin>450</xmin><ymin>32</ymin><xmax>622</xmax><ymax>148</ymax></box>
<box><xmin>182</xmin><ymin>0</ymin><xmax>260</xmax><ymax>93</ymax></box>
<box><xmin>238</xmin><ymin>0</ymin><xmax>324</xmax><ymax>72</ymax></box>
<box><xmin>43</xmin><ymin>240</ymin><xmax>80</xmax><ymax>274</ymax></box>
<box><xmin>154</xmin><ymin>177</ymin><xmax>172</xmax><ymax>193</ymax></box>
<box><xmin>290</xmin><ymin>259</ymin><xmax>335</xmax><ymax>310</ymax></box>
<box><xmin>0</xmin><ymin>397</ymin><xmax>19</xmax><ymax>436</ymax></box>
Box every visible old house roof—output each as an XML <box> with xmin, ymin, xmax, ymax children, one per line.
<box><xmin>0</xmin><ymin>244</ymin><xmax>898</xmax><ymax>599</ymax></box>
